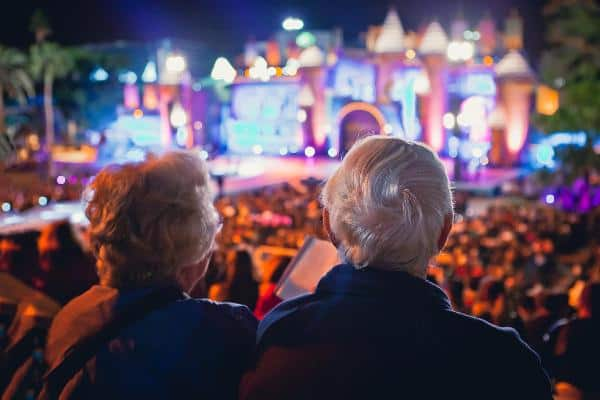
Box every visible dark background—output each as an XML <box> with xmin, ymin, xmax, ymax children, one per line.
<box><xmin>0</xmin><ymin>0</ymin><xmax>547</xmax><ymax>63</ymax></box>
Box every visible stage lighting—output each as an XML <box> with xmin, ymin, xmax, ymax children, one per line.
<box><xmin>252</xmin><ymin>145</ymin><xmax>263</xmax><ymax>155</ymax></box>
<box><xmin>38</xmin><ymin>196</ymin><xmax>48</xmax><ymax>206</ymax></box>
<box><xmin>211</xmin><ymin>57</ymin><xmax>237</xmax><ymax>84</ymax></box>
<box><xmin>297</xmin><ymin>109</ymin><xmax>307</xmax><ymax>123</ymax></box>
<box><xmin>443</xmin><ymin>113</ymin><xmax>456</xmax><ymax>130</ymax></box>
<box><xmin>1</xmin><ymin>202</ymin><xmax>11</xmax><ymax>212</ymax></box>
<box><xmin>166</xmin><ymin>54</ymin><xmax>187</xmax><ymax>74</ymax></box>
<box><xmin>282</xmin><ymin>17</ymin><xmax>304</xmax><ymax>31</ymax></box>
<box><xmin>304</xmin><ymin>146</ymin><xmax>316</xmax><ymax>158</ymax></box>
<box><xmin>327</xmin><ymin>148</ymin><xmax>338</xmax><ymax>158</ymax></box>
<box><xmin>90</xmin><ymin>67</ymin><xmax>109</xmax><ymax>82</ymax></box>
<box><xmin>142</xmin><ymin>61</ymin><xmax>158</xmax><ymax>83</ymax></box>
<box><xmin>170</xmin><ymin>102</ymin><xmax>188</xmax><ymax>128</ymax></box>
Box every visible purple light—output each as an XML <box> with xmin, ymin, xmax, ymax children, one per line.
<box><xmin>545</xmin><ymin>194</ymin><xmax>555</xmax><ymax>205</ymax></box>
<box><xmin>68</xmin><ymin>176</ymin><xmax>78</xmax><ymax>184</ymax></box>
<box><xmin>56</xmin><ymin>175</ymin><xmax>66</xmax><ymax>185</ymax></box>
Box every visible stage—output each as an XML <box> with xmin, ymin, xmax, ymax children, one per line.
<box><xmin>207</xmin><ymin>155</ymin><xmax>528</xmax><ymax>196</ymax></box>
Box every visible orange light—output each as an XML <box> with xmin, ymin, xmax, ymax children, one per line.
<box><xmin>337</xmin><ymin>102</ymin><xmax>387</xmax><ymax>133</ymax></box>
<box><xmin>143</xmin><ymin>85</ymin><xmax>159</xmax><ymax>110</ymax></box>
<box><xmin>483</xmin><ymin>55</ymin><xmax>494</xmax><ymax>66</ymax></box>
<box><xmin>536</xmin><ymin>85</ymin><xmax>559</xmax><ymax>116</ymax></box>
<box><xmin>133</xmin><ymin>108</ymin><xmax>144</xmax><ymax>119</ymax></box>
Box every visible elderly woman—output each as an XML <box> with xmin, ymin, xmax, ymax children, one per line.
<box><xmin>39</xmin><ymin>152</ymin><xmax>257</xmax><ymax>399</ymax></box>
<box><xmin>240</xmin><ymin>136</ymin><xmax>551</xmax><ymax>400</ymax></box>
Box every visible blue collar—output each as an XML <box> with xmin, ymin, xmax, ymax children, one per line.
<box><xmin>315</xmin><ymin>264</ymin><xmax>452</xmax><ymax>311</ymax></box>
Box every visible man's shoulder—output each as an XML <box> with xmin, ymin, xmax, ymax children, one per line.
<box><xmin>257</xmin><ymin>292</ymin><xmax>320</xmax><ymax>341</ymax></box>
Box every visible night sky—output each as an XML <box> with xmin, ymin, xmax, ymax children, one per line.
<box><xmin>0</xmin><ymin>0</ymin><xmax>547</xmax><ymax>63</ymax></box>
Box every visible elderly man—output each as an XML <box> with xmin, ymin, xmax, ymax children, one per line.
<box><xmin>240</xmin><ymin>137</ymin><xmax>552</xmax><ymax>400</ymax></box>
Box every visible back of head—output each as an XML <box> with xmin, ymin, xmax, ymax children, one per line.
<box><xmin>321</xmin><ymin>136</ymin><xmax>453</xmax><ymax>275</ymax></box>
<box><xmin>84</xmin><ymin>151</ymin><xmax>219</xmax><ymax>288</ymax></box>
<box><xmin>231</xmin><ymin>250</ymin><xmax>255</xmax><ymax>285</ymax></box>
<box><xmin>580</xmin><ymin>283</ymin><xmax>600</xmax><ymax>318</ymax></box>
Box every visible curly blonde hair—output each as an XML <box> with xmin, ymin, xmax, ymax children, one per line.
<box><xmin>84</xmin><ymin>151</ymin><xmax>219</xmax><ymax>288</ymax></box>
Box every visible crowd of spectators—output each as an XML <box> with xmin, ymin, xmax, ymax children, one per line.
<box><xmin>1</xmin><ymin>177</ymin><xmax>599</xmax><ymax>396</ymax></box>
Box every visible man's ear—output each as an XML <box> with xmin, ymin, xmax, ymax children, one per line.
<box><xmin>437</xmin><ymin>214</ymin><xmax>453</xmax><ymax>251</ymax></box>
<box><xmin>322</xmin><ymin>208</ymin><xmax>339</xmax><ymax>247</ymax></box>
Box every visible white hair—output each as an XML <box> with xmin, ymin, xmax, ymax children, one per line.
<box><xmin>321</xmin><ymin>136</ymin><xmax>453</xmax><ymax>275</ymax></box>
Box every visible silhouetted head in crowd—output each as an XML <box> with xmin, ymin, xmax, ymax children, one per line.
<box><xmin>579</xmin><ymin>283</ymin><xmax>600</xmax><ymax>319</ymax></box>
<box><xmin>83</xmin><ymin>151</ymin><xmax>220</xmax><ymax>291</ymax></box>
<box><xmin>227</xmin><ymin>250</ymin><xmax>259</xmax><ymax>309</ymax></box>
<box><xmin>38</xmin><ymin>221</ymin><xmax>83</xmax><ymax>270</ymax></box>
<box><xmin>320</xmin><ymin>136</ymin><xmax>453</xmax><ymax>277</ymax></box>
<box><xmin>270</xmin><ymin>256</ymin><xmax>291</xmax><ymax>284</ymax></box>
<box><xmin>1</xmin><ymin>231</ymin><xmax>40</xmax><ymax>283</ymax></box>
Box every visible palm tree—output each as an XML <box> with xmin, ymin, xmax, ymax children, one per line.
<box><xmin>29</xmin><ymin>42</ymin><xmax>76</xmax><ymax>153</ymax></box>
<box><xmin>0</xmin><ymin>46</ymin><xmax>34</xmax><ymax>135</ymax></box>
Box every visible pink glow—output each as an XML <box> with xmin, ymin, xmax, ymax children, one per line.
<box><xmin>302</xmin><ymin>67</ymin><xmax>328</xmax><ymax>149</ymax></box>
<box><xmin>460</xmin><ymin>96</ymin><xmax>493</xmax><ymax>143</ymax></box>
<box><xmin>123</xmin><ymin>84</ymin><xmax>140</xmax><ymax>109</ymax></box>
<box><xmin>422</xmin><ymin>55</ymin><xmax>446</xmax><ymax>152</ymax></box>
<box><xmin>500</xmin><ymin>80</ymin><xmax>532</xmax><ymax>158</ymax></box>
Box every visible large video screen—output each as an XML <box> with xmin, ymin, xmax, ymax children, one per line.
<box><xmin>224</xmin><ymin>82</ymin><xmax>303</xmax><ymax>154</ymax></box>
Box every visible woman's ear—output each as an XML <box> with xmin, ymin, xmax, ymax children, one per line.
<box><xmin>178</xmin><ymin>256</ymin><xmax>211</xmax><ymax>292</ymax></box>
<box><xmin>437</xmin><ymin>213</ymin><xmax>453</xmax><ymax>251</ymax></box>
<box><xmin>322</xmin><ymin>208</ymin><xmax>339</xmax><ymax>247</ymax></box>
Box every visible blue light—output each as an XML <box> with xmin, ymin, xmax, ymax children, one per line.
<box><xmin>545</xmin><ymin>194</ymin><xmax>555</xmax><ymax>204</ymax></box>
<box><xmin>333</xmin><ymin>59</ymin><xmax>376</xmax><ymax>102</ymax></box>
<box><xmin>125</xmin><ymin>148</ymin><xmax>146</xmax><ymax>162</ymax></box>
<box><xmin>535</xmin><ymin>144</ymin><xmax>555</xmax><ymax>167</ymax></box>
<box><xmin>90</xmin><ymin>67</ymin><xmax>109</xmax><ymax>82</ymax></box>
<box><xmin>448</xmin><ymin>136</ymin><xmax>460</xmax><ymax>158</ymax></box>
<box><xmin>119</xmin><ymin>71</ymin><xmax>138</xmax><ymax>84</ymax></box>
<box><xmin>449</xmin><ymin>72</ymin><xmax>496</xmax><ymax>97</ymax></box>
<box><xmin>1</xmin><ymin>202</ymin><xmax>11</xmax><ymax>212</ymax></box>
<box><xmin>38</xmin><ymin>196</ymin><xmax>48</xmax><ymax>206</ymax></box>
<box><xmin>543</xmin><ymin>132</ymin><xmax>587</xmax><ymax>147</ymax></box>
<box><xmin>176</xmin><ymin>127</ymin><xmax>188</xmax><ymax>147</ymax></box>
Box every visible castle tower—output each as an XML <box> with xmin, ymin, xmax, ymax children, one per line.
<box><xmin>374</xmin><ymin>9</ymin><xmax>406</xmax><ymax>104</ymax></box>
<box><xmin>418</xmin><ymin>21</ymin><xmax>449</xmax><ymax>153</ymax></box>
<box><xmin>478</xmin><ymin>12</ymin><xmax>497</xmax><ymax>56</ymax></box>
<box><xmin>504</xmin><ymin>9</ymin><xmax>524</xmax><ymax>51</ymax></box>
<box><xmin>299</xmin><ymin>46</ymin><xmax>328</xmax><ymax>149</ymax></box>
<box><xmin>494</xmin><ymin>50</ymin><xmax>534</xmax><ymax>165</ymax></box>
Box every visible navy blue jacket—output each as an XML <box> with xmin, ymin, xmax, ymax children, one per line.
<box><xmin>241</xmin><ymin>264</ymin><xmax>552</xmax><ymax>400</ymax></box>
<box><xmin>43</xmin><ymin>285</ymin><xmax>257</xmax><ymax>399</ymax></box>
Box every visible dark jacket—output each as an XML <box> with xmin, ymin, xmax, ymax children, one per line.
<box><xmin>42</xmin><ymin>285</ymin><xmax>257</xmax><ymax>399</ymax></box>
<box><xmin>544</xmin><ymin>317</ymin><xmax>600</xmax><ymax>393</ymax></box>
<box><xmin>240</xmin><ymin>264</ymin><xmax>552</xmax><ymax>400</ymax></box>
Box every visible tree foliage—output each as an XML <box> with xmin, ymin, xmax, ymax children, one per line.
<box><xmin>535</xmin><ymin>0</ymin><xmax>600</xmax><ymax>179</ymax></box>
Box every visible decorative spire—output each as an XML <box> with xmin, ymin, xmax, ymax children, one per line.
<box><xmin>374</xmin><ymin>8</ymin><xmax>405</xmax><ymax>53</ymax></box>
<box><xmin>495</xmin><ymin>50</ymin><xmax>533</xmax><ymax>79</ymax></box>
<box><xmin>418</xmin><ymin>21</ymin><xmax>449</xmax><ymax>55</ymax></box>
<box><xmin>298</xmin><ymin>46</ymin><xmax>325</xmax><ymax>67</ymax></box>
